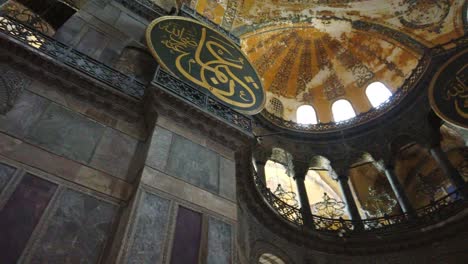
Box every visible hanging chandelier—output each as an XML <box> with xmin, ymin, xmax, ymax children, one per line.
<box><xmin>312</xmin><ymin>193</ymin><xmax>346</xmax><ymax>218</ymax></box>
<box><xmin>274</xmin><ymin>184</ymin><xmax>299</xmax><ymax>208</ymax></box>
<box><xmin>363</xmin><ymin>186</ymin><xmax>397</xmax><ymax>218</ymax></box>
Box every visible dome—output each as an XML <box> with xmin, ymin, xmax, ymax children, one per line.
<box><xmin>212</xmin><ymin>0</ymin><xmax>465</xmax><ymax>131</ymax></box>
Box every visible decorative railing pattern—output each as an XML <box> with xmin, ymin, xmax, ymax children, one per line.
<box><xmin>152</xmin><ymin>67</ymin><xmax>253</xmax><ymax>133</ymax></box>
<box><xmin>0</xmin><ymin>15</ymin><xmax>253</xmax><ymax>133</ymax></box>
<box><xmin>114</xmin><ymin>0</ymin><xmax>167</xmax><ymax>21</ymax></box>
<box><xmin>253</xmin><ymin>171</ymin><xmax>304</xmax><ymax>225</ymax></box>
<box><xmin>254</xmin><ymin>170</ymin><xmax>467</xmax><ymax>235</ymax></box>
<box><xmin>261</xmin><ymin>54</ymin><xmax>431</xmax><ymax>132</ymax></box>
<box><xmin>180</xmin><ymin>5</ymin><xmax>241</xmax><ymax>45</ymax></box>
<box><xmin>0</xmin><ymin>14</ymin><xmax>146</xmax><ymax>98</ymax></box>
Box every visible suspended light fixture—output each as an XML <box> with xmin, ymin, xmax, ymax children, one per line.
<box><xmin>312</xmin><ymin>193</ymin><xmax>346</xmax><ymax>218</ymax></box>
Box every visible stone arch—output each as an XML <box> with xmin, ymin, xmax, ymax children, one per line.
<box><xmin>390</xmin><ymin>134</ymin><xmax>418</xmax><ymax>156</ymax></box>
<box><xmin>251</xmin><ymin>241</ymin><xmax>296</xmax><ymax>264</ymax></box>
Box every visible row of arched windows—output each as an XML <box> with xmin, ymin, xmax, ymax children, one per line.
<box><xmin>268</xmin><ymin>82</ymin><xmax>393</xmax><ymax>124</ymax></box>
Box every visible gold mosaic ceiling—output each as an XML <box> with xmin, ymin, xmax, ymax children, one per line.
<box><xmin>187</xmin><ymin>0</ymin><xmax>466</xmax><ymax>123</ymax></box>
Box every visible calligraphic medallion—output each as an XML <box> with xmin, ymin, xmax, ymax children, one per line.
<box><xmin>429</xmin><ymin>49</ymin><xmax>468</xmax><ymax>129</ymax></box>
<box><xmin>146</xmin><ymin>16</ymin><xmax>265</xmax><ymax>115</ymax></box>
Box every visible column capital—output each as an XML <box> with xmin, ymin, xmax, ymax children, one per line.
<box><xmin>253</xmin><ymin>146</ymin><xmax>272</xmax><ymax>164</ymax></box>
<box><xmin>292</xmin><ymin>160</ymin><xmax>309</xmax><ymax>180</ymax></box>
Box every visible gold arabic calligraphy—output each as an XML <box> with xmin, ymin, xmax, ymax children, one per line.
<box><xmin>444</xmin><ymin>64</ymin><xmax>468</xmax><ymax>119</ymax></box>
<box><xmin>160</xmin><ymin>22</ymin><xmax>259</xmax><ymax>108</ymax></box>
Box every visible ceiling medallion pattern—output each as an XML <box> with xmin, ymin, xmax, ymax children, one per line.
<box><xmin>397</xmin><ymin>0</ymin><xmax>451</xmax><ymax>33</ymax></box>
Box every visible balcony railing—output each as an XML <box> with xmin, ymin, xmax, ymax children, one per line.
<box><xmin>0</xmin><ymin>14</ymin><xmax>253</xmax><ymax>133</ymax></box>
<box><xmin>114</xmin><ymin>0</ymin><xmax>168</xmax><ymax>21</ymax></box>
<box><xmin>0</xmin><ymin>14</ymin><xmax>146</xmax><ymax>98</ymax></box>
<box><xmin>152</xmin><ymin>67</ymin><xmax>253</xmax><ymax>133</ymax></box>
<box><xmin>254</xmin><ymin>171</ymin><xmax>467</xmax><ymax>235</ymax></box>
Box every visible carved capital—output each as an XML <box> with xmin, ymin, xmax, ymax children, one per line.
<box><xmin>292</xmin><ymin>159</ymin><xmax>309</xmax><ymax>180</ymax></box>
<box><xmin>253</xmin><ymin>145</ymin><xmax>272</xmax><ymax>164</ymax></box>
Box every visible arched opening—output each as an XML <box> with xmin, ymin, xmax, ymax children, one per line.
<box><xmin>348</xmin><ymin>153</ymin><xmax>401</xmax><ymax>218</ymax></box>
<box><xmin>258</xmin><ymin>253</ymin><xmax>286</xmax><ymax>264</ymax></box>
<box><xmin>332</xmin><ymin>99</ymin><xmax>355</xmax><ymax>122</ymax></box>
<box><xmin>296</xmin><ymin>105</ymin><xmax>318</xmax><ymax>125</ymax></box>
<box><xmin>267</xmin><ymin>97</ymin><xmax>284</xmax><ymax>118</ymax></box>
<box><xmin>307</xmin><ymin>156</ymin><xmax>348</xmax><ymax>220</ymax></box>
<box><xmin>366</xmin><ymin>82</ymin><xmax>392</xmax><ymax>107</ymax></box>
<box><xmin>265</xmin><ymin>148</ymin><xmax>299</xmax><ymax>207</ymax></box>
<box><xmin>0</xmin><ymin>0</ymin><xmax>76</xmax><ymax>36</ymax></box>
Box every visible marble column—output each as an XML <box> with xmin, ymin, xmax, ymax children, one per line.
<box><xmin>427</xmin><ymin>111</ymin><xmax>466</xmax><ymax>197</ymax></box>
<box><xmin>253</xmin><ymin>147</ymin><xmax>271</xmax><ymax>184</ymax></box>
<box><xmin>337</xmin><ymin>175</ymin><xmax>362</xmax><ymax>224</ymax></box>
<box><xmin>384</xmin><ymin>164</ymin><xmax>416</xmax><ymax>217</ymax></box>
<box><xmin>255</xmin><ymin>160</ymin><xmax>267</xmax><ymax>184</ymax></box>
<box><xmin>293</xmin><ymin>161</ymin><xmax>314</xmax><ymax>229</ymax></box>
<box><xmin>430</xmin><ymin>146</ymin><xmax>466</xmax><ymax>197</ymax></box>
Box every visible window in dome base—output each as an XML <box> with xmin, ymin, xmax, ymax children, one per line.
<box><xmin>366</xmin><ymin>82</ymin><xmax>392</xmax><ymax>107</ymax></box>
<box><xmin>296</xmin><ymin>105</ymin><xmax>318</xmax><ymax>125</ymax></box>
<box><xmin>332</xmin><ymin>99</ymin><xmax>356</xmax><ymax>122</ymax></box>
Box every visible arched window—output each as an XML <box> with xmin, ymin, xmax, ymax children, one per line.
<box><xmin>332</xmin><ymin>99</ymin><xmax>355</xmax><ymax>122</ymax></box>
<box><xmin>296</xmin><ymin>105</ymin><xmax>318</xmax><ymax>124</ymax></box>
<box><xmin>366</xmin><ymin>82</ymin><xmax>392</xmax><ymax>107</ymax></box>
<box><xmin>268</xmin><ymin>97</ymin><xmax>284</xmax><ymax>118</ymax></box>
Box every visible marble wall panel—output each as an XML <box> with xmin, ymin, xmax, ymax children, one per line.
<box><xmin>75</xmin><ymin>28</ymin><xmax>108</xmax><ymax>59</ymax></box>
<box><xmin>166</xmin><ymin>135</ymin><xmax>219</xmax><ymax>194</ymax></box>
<box><xmin>0</xmin><ymin>162</ymin><xmax>15</xmax><ymax>193</ymax></box>
<box><xmin>54</xmin><ymin>16</ymin><xmax>86</xmax><ymax>45</ymax></box>
<box><xmin>114</xmin><ymin>12</ymin><xmax>146</xmax><ymax>41</ymax></box>
<box><xmin>30</xmin><ymin>188</ymin><xmax>118</xmax><ymax>264</ymax></box>
<box><xmin>27</xmin><ymin>103</ymin><xmax>105</xmax><ymax>164</ymax></box>
<box><xmin>146</xmin><ymin>126</ymin><xmax>173</xmax><ymax>171</ymax></box>
<box><xmin>0</xmin><ymin>174</ymin><xmax>57</xmax><ymax>264</ymax></box>
<box><xmin>206</xmin><ymin>217</ymin><xmax>232</xmax><ymax>264</ymax></box>
<box><xmin>0</xmin><ymin>90</ymin><xmax>49</xmax><ymax>138</ymax></box>
<box><xmin>219</xmin><ymin>157</ymin><xmax>236</xmax><ymax>201</ymax></box>
<box><xmin>90</xmin><ymin>128</ymin><xmax>138</xmax><ymax>181</ymax></box>
<box><xmin>126</xmin><ymin>191</ymin><xmax>171</xmax><ymax>264</ymax></box>
<box><xmin>170</xmin><ymin>206</ymin><xmax>202</xmax><ymax>264</ymax></box>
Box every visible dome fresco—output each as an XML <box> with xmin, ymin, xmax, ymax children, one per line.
<box><xmin>242</xmin><ymin>24</ymin><xmax>419</xmax><ymax>122</ymax></box>
<box><xmin>184</xmin><ymin>0</ymin><xmax>466</xmax><ymax>126</ymax></box>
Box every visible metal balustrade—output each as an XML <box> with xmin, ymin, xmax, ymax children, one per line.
<box><xmin>254</xmin><ymin>170</ymin><xmax>467</xmax><ymax>235</ymax></box>
<box><xmin>152</xmin><ymin>67</ymin><xmax>253</xmax><ymax>133</ymax></box>
<box><xmin>114</xmin><ymin>0</ymin><xmax>168</xmax><ymax>21</ymax></box>
<box><xmin>0</xmin><ymin>14</ymin><xmax>253</xmax><ymax>133</ymax></box>
<box><xmin>0</xmin><ymin>14</ymin><xmax>146</xmax><ymax>98</ymax></box>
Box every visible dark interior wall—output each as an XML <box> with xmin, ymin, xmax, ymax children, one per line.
<box><xmin>13</xmin><ymin>0</ymin><xmax>76</xmax><ymax>29</ymax></box>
